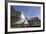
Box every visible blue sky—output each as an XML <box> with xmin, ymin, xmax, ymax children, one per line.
<box><xmin>11</xmin><ymin>5</ymin><xmax>41</xmax><ymax>19</ymax></box>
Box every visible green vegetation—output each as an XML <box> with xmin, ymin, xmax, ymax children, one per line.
<box><xmin>11</xmin><ymin>16</ymin><xmax>41</xmax><ymax>28</ymax></box>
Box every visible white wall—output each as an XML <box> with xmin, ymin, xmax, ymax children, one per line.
<box><xmin>0</xmin><ymin>0</ymin><xmax>46</xmax><ymax>34</ymax></box>
<box><xmin>0</xmin><ymin>0</ymin><xmax>5</xmax><ymax>34</ymax></box>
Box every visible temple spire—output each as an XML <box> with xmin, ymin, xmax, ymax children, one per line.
<box><xmin>20</xmin><ymin>11</ymin><xmax>25</xmax><ymax>19</ymax></box>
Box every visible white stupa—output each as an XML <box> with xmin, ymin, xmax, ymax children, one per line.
<box><xmin>13</xmin><ymin>11</ymin><xmax>29</xmax><ymax>24</ymax></box>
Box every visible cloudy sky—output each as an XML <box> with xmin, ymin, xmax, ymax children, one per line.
<box><xmin>11</xmin><ymin>5</ymin><xmax>41</xmax><ymax>19</ymax></box>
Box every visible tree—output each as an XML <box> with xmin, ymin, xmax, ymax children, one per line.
<box><xmin>28</xmin><ymin>17</ymin><xmax>41</xmax><ymax>26</ymax></box>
